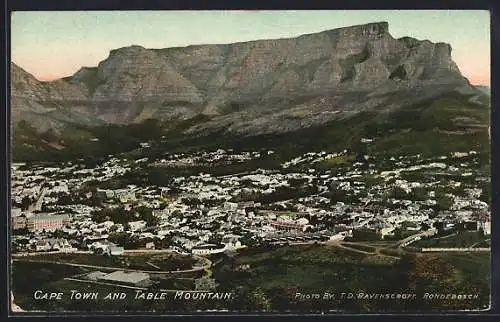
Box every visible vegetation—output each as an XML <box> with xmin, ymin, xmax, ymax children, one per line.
<box><xmin>12</xmin><ymin>92</ymin><xmax>490</xmax><ymax>164</ymax></box>
<box><xmin>90</xmin><ymin>205</ymin><xmax>159</xmax><ymax>227</ymax></box>
<box><xmin>11</xmin><ymin>261</ymin><xmax>217</xmax><ymax>312</ymax></box>
<box><xmin>17</xmin><ymin>252</ymin><xmax>197</xmax><ymax>271</ymax></box>
<box><xmin>317</xmin><ymin>154</ymin><xmax>356</xmax><ymax>170</ymax></box>
<box><xmin>213</xmin><ymin>244</ymin><xmax>490</xmax><ymax>312</ymax></box>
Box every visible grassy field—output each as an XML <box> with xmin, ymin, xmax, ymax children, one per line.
<box><xmin>11</xmin><ymin>262</ymin><xmax>217</xmax><ymax>312</ymax></box>
<box><xmin>219</xmin><ymin>245</ymin><xmax>404</xmax><ymax>297</ymax></box>
<box><xmin>213</xmin><ymin>244</ymin><xmax>490</xmax><ymax>312</ymax></box>
<box><xmin>235</xmin><ymin>244</ymin><xmax>393</xmax><ymax>266</ymax></box>
<box><xmin>18</xmin><ymin>253</ymin><xmax>198</xmax><ymax>271</ymax></box>
<box><xmin>11</xmin><ymin>245</ymin><xmax>490</xmax><ymax>312</ymax></box>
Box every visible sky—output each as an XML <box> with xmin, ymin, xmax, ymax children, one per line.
<box><xmin>11</xmin><ymin>10</ymin><xmax>491</xmax><ymax>86</ymax></box>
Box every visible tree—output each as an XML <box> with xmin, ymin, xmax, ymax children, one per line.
<box><xmin>479</xmin><ymin>182</ymin><xmax>491</xmax><ymax>203</ymax></box>
<box><xmin>435</xmin><ymin>195</ymin><xmax>454</xmax><ymax>211</ymax></box>
<box><xmin>148</xmin><ymin>167</ymin><xmax>172</xmax><ymax>186</ymax></box>
<box><xmin>288</xmin><ymin>178</ymin><xmax>307</xmax><ymax>187</ymax></box>
<box><xmin>231</xmin><ymin>287</ymin><xmax>271</xmax><ymax>311</ymax></box>
<box><xmin>182</xmin><ymin>197</ymin><xmax>202</xmax><ymax>207</ymax></box>
<box><xmin>238</xmin><ymin>233</ymin><xmax>257</xmax><ymax>247</ymax></box>
<box><xmin>392</xmin><ymin>187</ymin><xmax>408</xmax><ymax>199</ymax></box>
<box><xmin>433</xmin><ymin>221</ymin><xmax>444</xmax><ymax>234</ymax></box>
<box><xmin>156</xmin><ymin>236</ymin><xmax>172</xmax><ymax>249</ymax></box>
<box><xmin>92</xmin><ymin>206</ymin><xmax>135</xmax><ymax>224</ymax></box>
<box><xmin>329</xmin><ymin>182</ymin><xmax>347</xmax><ymax>203</ymax></box>
<box><xmin>51</xmin><ymin>229</ymin><xmax>68</xmax><ymax>239</ymax></box>
<box><xmin>411</xmin><ymin>187</ymin><xmax>428</xmax><ymax>201</ymax></box>
<box><xmin>108</xmin><ymin>231</ymin><xmax>140</xmax><ymax>249</ymax></box>
<box><xmin>57</xmin><ymin>193</ymin><xmax>74</xmax><ymax>205</ymax></box>
<box><xmin>135</xmin><ymin>206</ymin><xmax>159</xmax><ymax>226</ymax></box>
<box><xmin>21</xmin><ymin>196</ymin><xmax>31</xmax><ymax>211</ymax></box>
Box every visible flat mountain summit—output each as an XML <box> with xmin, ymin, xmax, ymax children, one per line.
<box><xmin>11</xmin><ymin>21</ymin><xmax>489</xmax><ymax>160</ymax></box>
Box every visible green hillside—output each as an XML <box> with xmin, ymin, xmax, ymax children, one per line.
<box><xmin>11</xmin><ymin>91</ymin><xmax>490</xmax><ymax>162</ymax></box>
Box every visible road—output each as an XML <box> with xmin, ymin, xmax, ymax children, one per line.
<box><xmin>470</xmin><ymin>238</ymin><xmax>490</xmax><ymax>249</ymax></box>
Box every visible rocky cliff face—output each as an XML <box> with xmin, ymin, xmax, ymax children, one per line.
<box><xmin>11</xmin><ymin>22</ymin><xmax>473</xmax><ymax>136</ymax></box>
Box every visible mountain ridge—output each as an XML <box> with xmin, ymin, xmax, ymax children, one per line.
<box><xmin>10</xmin><ymin>21</ymin><xmax>489</xmax><ymax>161</ymax></box>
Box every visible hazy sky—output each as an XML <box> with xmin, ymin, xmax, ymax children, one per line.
<box><xmin>11</xmin><ymin>10</ymin><xmax>490</xmax><ymax>85</ymax></box>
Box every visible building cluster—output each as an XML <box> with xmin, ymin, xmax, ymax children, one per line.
<box><xmin>11</xmin><ymin>147</ymin><xmax>490</xmax><ymax>256</ymax></box>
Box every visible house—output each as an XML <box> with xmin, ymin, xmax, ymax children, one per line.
<box><xmin>100</xmin><ymin>221</ymin><xmax>115</xmax><ymax>229</ymax></box>
<box><xmin>191</xmin><ymin>244</ymin><xmax>227</xmax><ymax>256</ymax></box>
<box><xmin>380</xmin><ymin>226</ymin><xmax>396</xmax><ymax>238</ymax></box>
<box><xmin>114</xmin><ymin>189</ymin><xmax>136</xmax><ymax>203</ymax></box>
<box><xmin>145</xmin><ymin>242</ymin><xmax>155</xmax><ymax>249</ymax></box>
<box><xmin>11</xmin><ymin>208</ymin><xmax>22</xmax><ymax>218</ymax></box>
<box><xmin>223</xmin><ymin>202</ymin><xmax>238</xmax><ymax>211</ymax></box>
<box><xmin>89</xmin><ymin>240</ymin><xmax>111</xmax><ymax>251</ymax></box>
<box><xmin>89</xmin><ymin>241</ymin><xmax>124</xmax><ymax>256</ymax></box>
<box><xmin>128</xmin><ymin>220</ymin><xmax>147</xmax><ymax>232</ymax></box>
<box><xmin>352</xmin><ymin>227</ymin><xmax>382</xmax><ymax>241</ymax></box>
<box><xmin>12</xmin><ymin>215</ymin><xmax>27</xmax><ymax>231</ymax></box>
<box><xmin>160</xmin><ymin>188</ymin><xmax>171</xmax><ymax>198</ymax></box>
<box><xmin>96</xmin><ymin>189</ymin><xmax>114</xmax><ymax>199</ymax></box>
<box><xmin>105</xmin><ymin>246</ymin><xmax>125</xmax><ymax>256</ymax></box>
<box><xmin>221</xmin><ymin>234</ymin><xmax>243</xmax><ymax>249</ymax></box>
<box><xmin>269</xmin><ymin>219</ymin><xmax>307</xmax><ymax>233</ymax></box>
<box><xmin>238</xmin><ymin>201</ymin><xmax>255</xmax><ymax>209</ymax></box>
<box><xmin>47</xmin><ymin>238</ymin><xmax>77</xmax><ymax>252</ymax></box>
<box><xmin>34</xmin><ymin>240</ymin><xmax>52</xmax><ymax>252</ymax></box>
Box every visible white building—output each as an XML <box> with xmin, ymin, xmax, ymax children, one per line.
<box><xmin>191</xmin><ymin>244</ymin><xmax>227</xmax><ymax>256</ymax></box>
<box><xmin>128</xmin><ymin>220</ymin><xmax>147</xmax><ymax>232</ymax></box>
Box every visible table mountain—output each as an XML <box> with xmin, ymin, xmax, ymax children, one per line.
<box><xmin>11</xmin><ymin>21</ymin><xmax>489</xmax><ymax>158</ymax></box>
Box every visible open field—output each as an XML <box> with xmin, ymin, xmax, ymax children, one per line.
<box><xmin>213</xmin><ymin>244</ymin><xmax>490</xmax><ymax>312</ymax></box>
<box><xmin>11</xmin><ymin>261</ymin><xmax>211</xmax><ymax>312</ymax></box>
<box><xmin>412</xmin><ymin>231</ymin><xmax>488</xmax><ymax>249</ymax></box>
<box><xmin>16</xmin><ymin>252</ymin><xmax>199</xmax><ymax>272</ymax></box>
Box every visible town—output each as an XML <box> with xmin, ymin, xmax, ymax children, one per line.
<box><xmin>10</xmin><ymin>140</ymin><xmax>491</xmax><ymax>312</ymax></box>
<box><xmin>11</xmin><ymin>143</ymin><xmax>491</xmax><ymax>257</ymax></box>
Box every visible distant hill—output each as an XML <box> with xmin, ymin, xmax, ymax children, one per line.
<box><xmin>475</xmin><ymin>85</ymin><xmax>490</xmax><ymax>96</ymax></box>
